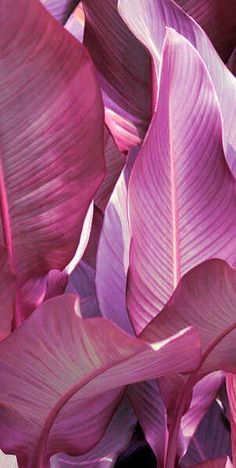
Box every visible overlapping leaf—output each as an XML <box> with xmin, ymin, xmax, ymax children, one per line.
<box><xmin>0</xmin><ymin>294</ymin><xmax>199</xmax><ymax>467</ymax></box>
<box><xmin>0</xmin><ymin>0</ymin><xmax>105</xmax><ymax>331</ymax></box>
<box><xmin>127</xmin><ymin>29</ymin><xmax>236</xmax><ymax>333</ymax></box>
<box><xmin>119</xmin><ymin>0</ymin><xmax>236</xmax><ymax>175</ymax></box>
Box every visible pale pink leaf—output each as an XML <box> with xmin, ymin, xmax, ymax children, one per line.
<box><xmin>127</xmin><ymin>29</ymin><xmax>236</xmax><ymax>333</ymax></box>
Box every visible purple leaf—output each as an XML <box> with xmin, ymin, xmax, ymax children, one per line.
<box><xmin>127</xmin><ymin>29</ymin><xmax>236</xmax><ymax>333</ymax></box>
<box><xmin>118</xmin><ymin>0</ymin><xmax>236</xmax><ymax>175</ymax></box>
<box><xmin>41</xmin><ymin>0</ymin><xmax>78</xmax><ymax>23</ymax></box>
<box><xmin>181</xmin><ymin>402</ymin><xmax>232</xmax><ymax>466</ymax></box>
<box><xmin>226</xmin><ymin>373</ymin><xmax>236</xmax><ymax>466</ymax></box>
<box><xmin>50</xmin><ymin>397</ymin><xmax>136</xmax><ymax>467</ymax></box>
<box><xmin>96</xmin><ymin>147</ymin><xmax>139</xmax><ymax>334</ymax></box>
<box><xmin>175</xmin><ymin>0</ymin><xmax>236</xmax><ymax>62</ymax></box>
<box><xmin>0</xmin><ymin>295</ymin><xmax>199</xmax><ymax>467</ymax></box>
<box><xmin>82</xmin><ymin>0</ymin><xmax>152</xmax><ymax>150</ymax></box>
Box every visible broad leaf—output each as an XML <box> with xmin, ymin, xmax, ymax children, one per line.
<box><xmin>127</xmin><ymin>29</ymin><xmax>236</xmax><ymax>333</ymax></box>
<box><xmin>118</xmin><ymin>0</ymin><xmax>236</xmax><ymax>175</ymax></box>
<box><xmin>0</xmin><ymin>0</ymin><xmax>105</xmax><ymax>330</ymax></box>
<box><xmin>175</xmin><ymin>0</ymin><xmax>236</xmax><ymax>61</ymax></box>
<box><xmin>96</xmin><ymin>148</ymin><xmax>138</xmax><ymax>334</ymax></box>
<box><xmin>181</xmin><ymin>402</ymin><xmax>232</xmax><ymax>466</ymax></box>
<box><xmin>51</xmin><ymin>397</ymin><xmax>136</xmax><ymax>467</ymax></box>
<box><xmin>0</xmin><ymin>295</ymin><xmax>199</xmax><ymax>467</ymax></box>
<box><xmin>82</xmin><ymin>0</ymin><xmax>151</xmax><ymax>150</ymax></box>
<box><xmin>142</xmin><ymin>259</ymin><xmax>236</xmax><ymax>378</ymax></box>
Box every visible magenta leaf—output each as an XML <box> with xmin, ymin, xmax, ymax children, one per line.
<box><xmin>95</xmin><ymin>129</ymin><xmax>126</xmax><ymax>212</ymax></box>
<box><xmin>0</xmin><ymin>294</ymin><xmax>199</xmax><ymax>467</ymax></box>
<box><xmin>127</xmin><ymin>29</ymin><xmax>236</xmax><ymax>333</ymax></box>
<box><xmin>0</xmin><ymin>0</ymin><xmax>105</xmax><ymax>330</ymax></box>
<box><xmin>141</xmin><ymin>259</ymin><xmax>236</xmax><ymax>465</ymax></box>
<box><xmin>226</xmin><ymin>373</ymin><xmax>236</xmax><ymax>466</ymax></box>
<box><xmin>127</xmin><ymin>380</ymin><xmax>167</xmax><ymax>464</ymax></box>
<box><xmin>118</xmin><ymin>0</ymin><xmax>236</xmax><ymax>175</ymax></box>
<box><xmin>175</xmin><ymin>0</ymin><xmax>236</xmax><ymax>62</ymax></box>
<box><xmin>180</xmin><ymin>372</ymin><xmax>225</xmax><ymax>457</ymax></box>
<box><xmin>82</xmin><ymin>0</ymin><xmax>152</xmax><ymax>150</ymax></box>
<box><xmin>41</xmin><ymin>0</ymin><xmax>78</xmax><ymax>23</ymax></box>
<box><xmin>51</xmin><ymin>397</ymin><xmax>136</xmax><ymax>467</ymax></box>
<box><xmin>181</xmin><ymin>402</ymin><xmax>232</xmax><ymax>467</ymax></box>
<box><xmin>96</xmin><ymin>147</ymin><xmax>139</xmax><ymax>334</ymax></box>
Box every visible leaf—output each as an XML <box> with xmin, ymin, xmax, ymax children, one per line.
<box><xmin>142</xmin><ymin>259</ymin><xmax>236</xmax><ymax>378</ymax></box>
<box><xmin>127</xmin><ymin>29</ymin><xmax>236</xmax><ymax>333</ymax></box>
<box><xmin>41</xmin><ymin>0</ymin><xmax>78</xmax><ymax>23</ymax></box>
<box><xmin>0</xmin><ymin>0</ymin><xmax>105</xmax><ymax>328</ymax></box>
<box><xmin>181</xmin><ymin>402</ymin><xmax>232</xmax><ymax>466</ymax></box>
<box><xmin>180</xmin><ymin>372</ymin><xmax>225</xmax><ymax>456</ymax></box>
<box><xmin>227</xmin><ymin>47</ymin><xmax>236</xmax><ymax>77</ymax></box>
<box><xmin>96</xmin><ymin>148</ymin><xmax>139</xmax><ymax>334</ymax></box>
<box><xmin>50</xmin><ymin>397</ymin><xmax>136</xmax><ymax>467</ymax></box>
<box><xmin>0</xmin><ymin>295</ymin><xmax>200</xmax><ymax>467</ymax></box>
<box><xmin>175</xmin><ymin>0</ymin><xmax>236</xmax><ymax>61</ymax></box>
<box><xmin>226</xmin><ymin>373</ymin><xmax>236</xmax><ymax>466</ymax></box>
<box><xmin>189</xmin><ymin>457</ymin><xmax>232</xmax><ymax>468</ymax></box>
<box><xmin>82</xmin><ymin>0</ymin><xmax>151</xmax><ymax>150</ymax></box>
<box><xmin>0</xmin><ymin>451</ymin><xmax>18</xmax><ymax>468</ymax></box>
<box><xmin>127</xmin><ymin>380</ymin><xmax>167</xmax><ymax>464</ymax></box>
<box><xmin>118</xmin><ymin>0</ymin><xmax>236</xmax><ymax>175</ymax></box>
<box><xmin>65</xmin><ymin>3</ymin><xmax>85</xmax><ymax>42</ymax></box>
<box><xmin>95</xmin><ymin>130</ymin><xmax>126</xmax><ymax>212</ymax></box>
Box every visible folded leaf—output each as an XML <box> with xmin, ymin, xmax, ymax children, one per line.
<box><xmin>65</xmin><ymin>3</ymin><xmax>85</xmax><ymax>42</ymax></box>
<box><xmin>226</xmin><ymin>373</ymin><xmax>236</xmax><ymax>466</ymax></box>
<box><xmin>41</xmin><ymin>0</ymin><xmax>78</xmax><ymax>23</ymax></box>
<box><xmin>82</xmin><ymin>0</ymin><xmax>151</xmax><ymax>150</ymax></box>
<box><xmin>51</xmin><ymin>397</ymin><xmax>136</xmax><ymax>467</ymax></box>
<box><xmin>0</xmin><ymin>0</ymin><xmax>105</xmax><ymax>327</ymax></box>
<box><xmin>118</xmin><ymin>0</ymin><xmax>236</xmax><ymax>175</ymax></box>
<box><xmin>127</xmin><ymin>380</ymin><xmax>167</xmax><ymax>464</ymax></box>
<box><xmin>142</xmin><ymin>259</ymin><xmax>236</xmax><ymax>378</ymax></box>
<box><xmin>0</xmin><ymin>294</ymin><xmax>200</xmax><ymax>467</ymax></box>
<box><xmin>96</xmin><ymin>148</ymin><xmax>138</xmax><ymax>334</ymax></box>
<box><xmin>95</xmin><ymin>131</ymin><xmax>126</xmax><ymax>212</ymax></box>
<box><xmin>127</xmin><ymin>29</ymin><xmax>236</xmax><ymax>333</ymax></box>
<box><xmin>175</xmin><ymin>0</ymin><xmax>236</xmax><ymax>61</ymax></box>
<box><xmin>227</xmin><ymin>47</ymin><xmax>236</xmax><ymax>76</ymax></box>
<box><xmin>180</xmin><ymin>372</ymin><xmax>225</xmax><ymax>456</ymax></box>
<box><xmin>181</xmin><ymin>403</ymin><xmax>231</xmax><ymax>466</ymax></box>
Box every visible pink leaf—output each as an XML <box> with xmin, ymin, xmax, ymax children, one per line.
<box><xmin>227</xmin><ymin>47</ymin><xmax>236</xmax><ymax>77</ymax></box>
<box><xmin>65</xmin><ymin>3</ymin><xmax>85</xmax><ymax>42</ymax></box>
<box><xmin>82</xmin><ymin>0</ymin><xmax>152</xmax><ymax>150</ymax></box>
<box><xmin>127</xmin><ymin>380</ymin><xmax>167</xmax><ymax>464</ymax></box>
<box><xmin>41</xmin><ymin>0</ymin><xmax>78</xmax><ymax>23</ymax></box>
<box><xmin>0</xmin><ymin>295</ymin><xmax>199</xmax><ymax>467</ymax></box>
<box><xmin>226</xmin><ymin>373</ymin><xmax>236</xmax><ymax>466</ymax></box>
<box><xmin>175</xmin><ymin>0</ymin><xmax>236</xmax><ymax>62</ymax></box>
<box><xmin>180</xmin><ymin>372</ymin><xmax>225</xmax><ymax>456</ymax></box>
<box><xmin>96</xmin><ymin>147</ymin><xmax>139</xmax><ymax>334</ymax></box>
<box><xmin>95</xmin><ymin>130</ymin><xmax>126</xmax><ymax>212</ymax></box>
<box><xmin>50</xmin><ymin>397</ymin><xmax>136</xmax><ymax>467</ymax></box>
<box><xmin>142</xmin><ymin>259</ymin><xmax>236</xmax><ymax>378</ymax></box>
<box><xmin>0</xmin><ymin>0</ymin><xmax>105</xmax><ymax>329</ymax></box>
<box><xmin>181</xmin><ymin>403</ymin><xmax>232</xmax><ymax>467</ymax></box>
<box><xmin>127</xmin><ymin>29</ymin><xmax>236</xmax><ymax>333</ymax></box>
<box><xmin>118</xmin><ymin>0</ymin><xmax>236</xmax><ymax>175</ymax></box>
